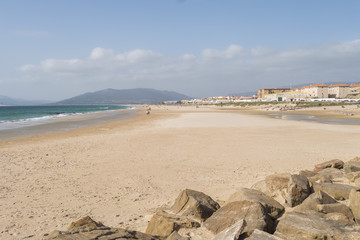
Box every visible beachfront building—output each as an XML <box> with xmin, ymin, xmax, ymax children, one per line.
<box><xmin>347</xmin><ymin>83</ymin><xmax>360</xmax><ymax>98</ymax></box>
<box><xmin>264</xmin><ymin>91</ymin><xmax>307</xmax><ymax>101</ymax></box>
<box><xmin>328</xmin><ymin>84</ymin><xmax>350</xmax><ymax>98</ymax></box>
<box><xmin>295</xmin><ymin>84</ymin><xmax>329</xmax><ymax>98</ymax></box>
<box><xmin>257</xmin><ymin>88</ymin><xmax>290</xmax><ymax>99</ymax></box>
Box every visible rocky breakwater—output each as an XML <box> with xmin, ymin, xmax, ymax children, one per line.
<box><xmin>45</xmin><ymin>157</ymin><xmax>360</xmax><ymax>239</ymax></box>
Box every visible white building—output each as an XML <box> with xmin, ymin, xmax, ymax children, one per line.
<box><xmin>295</xmin><ymin>84</ymin><xmax>329</xmax><ymax>98</ymax></box>
<box><xmin>328</xmin><ymin>84</ymin><xmax>350</xmax><ymax>98</ymax></box>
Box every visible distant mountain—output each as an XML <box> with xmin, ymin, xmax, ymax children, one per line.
<box><xmin>0</xmin><ymin>95</ymin><xmax>51</xmax><ymax>106</ymax></box>
<box><xmin>55</xmin><ymin>88</ymin><xmax>192</xmax><ymax>105</ymax></box>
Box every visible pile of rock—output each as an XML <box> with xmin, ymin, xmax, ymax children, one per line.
<box><xmin>45</xmin><ymin>157</ymin><xmax>360</xmax><ymax>239</ymax></box>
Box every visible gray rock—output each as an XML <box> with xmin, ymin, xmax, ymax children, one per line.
<box><xmin>344</xmin><ymin>157</ymin><xmax>360</xmax><ymax>173</ymax></box>
<box><xmin>225</xmin><ymin>188</ymin><xmax>284</xmax><ymax>219</ymax></box>
<box><xmin>287</xmin><ymin>174</ymin><xmax>312</xmax><ymax>207</ymax></box>
<box><xmin>247</xmin><ymin>229</ymin><xmax>283</xmax><ymax>240</ymax></box>
<box><xmin>313</xmin><ymin>182</ymin><xmax>360</xmax><ymax>200</ymax></box>
<box><xmin>212</xmin><ymin>219</ymin><xmax>246</xmax><ymax>240</ymax></box>
<box><xmin>145</xmin><ymin>210</ymin><xmax>200</xmax><ymax>237</ymax></box>
<box><xmin>204</xmin><ymin>200</ymin><xmax>275</xmax><ymax>236</ymax></box>
<box><xmin>170</xmin><ymin>189</ymin><xmax>220</xmax><ymax>221</ymax></box>
<box><xmin>349</xmin><ymin>189</ymin><xmax>360</xmax><ymax>224</ymax></box>
<box><xmin>275</xmin><ymin>211</ymin><xmax>360</xmax><ymax>240</ymax></box>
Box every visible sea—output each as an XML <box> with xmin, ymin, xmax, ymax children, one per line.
<box><xmin>0</xmin><ymin>105</ymin><xmax>135</xmax><ymax>140</ymax></box>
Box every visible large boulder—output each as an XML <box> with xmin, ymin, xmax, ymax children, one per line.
<box><xmin>67</xmin><ymin>216</ymin><xmax>104</xmax><ymax>230</ymax></box>
<box><xmin>46</xmin><ymin>226</ymin><xmax>163</xmax><ymax>240</ymax></box>
<box><xmin>170</xmin><ymin>189</ymin><xmax>220</xmax><ymax>221</ymax></box>
<box><xmin>287</xmin><ymin>174</ymin><xmax>312</xmax><ymax>207</ymax></box>
<box><xmin>252</xmin><ymin>173</ymin><xmax>290</xmax><ymax>205</ymax></box>
<box><xmin>309</xmin><ymin>168</ymin><xmax>345</xmax><ymax>184</ymax></box>
<box><xmin>314</xmin><ymin>159</ymin><xmax>344</xmax><ymax>172</ymax></box>
<box><xmin>204</xmin><ymin>200</ymin><xmax>275</xmax><ymax>237</ymax></box>
<box><xmin>247</xmin><ymin>229</ymin><xmax>283</xmax><ymax>240</ymax></box>
<box><xmin>325</xmin><ymin>212</ymin><xmax>356</xmax><ymax>225</ymax></box>
<box><xmin>145</xmin><ymin>210</ymin><xmax>200</xmax><ymax>237</ymax></box>
<box><xmin>349</xmin><ymin>189</ymin><xmax>360</xmax><ymax>224</ymax></box>
<box><xmin>344</xmin><ymin>157</ymin><xmax>360</xmax><ymax>173</ymax></box>
<box><xmin>346</xmin><ymin>171</ymin><xmax>360</xmax><ymax>182</ymax></box>
<box><xmin>275</xmin><ymin>211</ymin><xmax>360</xmax><ymax>240</ymax></box>
<box><xmin>299</xmin><ymin>170</ymin><xmax>317</xmax><ymax>178</ymax></box>
<box><xmin>312</xmin><ymin>182</ymin><xmax>360</xmax><ymax>200</ymax></box>
<box><xmin>225</xmin><ymin>188</ymin><xmax>284</xmax><ymax>219</ymax></box>
<box><xmin>294</xmin><ymin>190</ymin><xmax>337</xmax><ymax>212</ymax></box>
<box><xmin>212</xmin><ymin>220</ymin><xmax>246</xmax><ymax>240</ymax></box>
<box><xmin>165</xmin><ymin>231</ymin><xmax>189</xmax><ymax>240</ymax></box>
<box><xmin>317</xmin><ymin>203</ymin><xmax>355</xmax><ymax>222</ymax></box>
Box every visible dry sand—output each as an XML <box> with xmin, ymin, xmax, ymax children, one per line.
<box><xmin>1</xmin><ymin>105</ymin><xmax>360</xmax><ymax>239</ymax></box>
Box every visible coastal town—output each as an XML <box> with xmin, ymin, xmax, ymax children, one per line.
<box><xmin>176</xmin><ymin>83</ymin><xmax>360</xmax><ymax>105</ymax></box>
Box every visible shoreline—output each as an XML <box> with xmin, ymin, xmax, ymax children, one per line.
<box><xmin>1</xmin><ymin>105</ymin><xmax>360</xmax><ymax>239</ymax></box>
<box><xmin>0</xmin><ymin>108</ymin><xmax>139</xmax><ymax>141</ymax></box>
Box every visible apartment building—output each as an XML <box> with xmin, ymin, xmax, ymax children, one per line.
<box><xmin>328</xmin><ymin>84</ymin><xmax>350</xmax><ymax>98</ymax></box>
<box><xmin>257</xmin><ymin>88</ymin><xmax>290</xmax><ymax>99</ymax></box>
<box><xmin>295</xmin><ymin>84</ymin><xmax>328</xmax><ymax>98</ymax></box>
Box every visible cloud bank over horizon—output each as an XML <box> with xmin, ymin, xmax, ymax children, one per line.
<box><xmin>19</xmin><ymin>39</ymin><xmax>360</xmax><ymax>100</ymax></box>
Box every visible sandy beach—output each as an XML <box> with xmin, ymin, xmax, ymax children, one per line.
<box><xmin>1</xmin><ymin>105</ymin><xmax>360</xmax><ymax>239</ymax></box>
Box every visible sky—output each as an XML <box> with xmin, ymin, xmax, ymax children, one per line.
<box><xmin>1</xmin><ymin>0</ymin><xmax>360</xmax><ymax>101</ymax></box>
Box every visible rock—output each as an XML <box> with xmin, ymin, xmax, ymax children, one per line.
<box><xmin>274</xmin><ymin>211</ymin><xmax>360</xmax><ymax>240</ymax></box>
<box><xmin>165</xmin><ymin>231</ymin><xmax>189</xmax><ymax>240</ymax></box>
<box><xmin>325</xmin><ymin>212</ymin><xmax>356</xmax><ymax>225</ymax></box>
<box><xmin>344</xmin><ymin>157</ymin><xmax>360</xmax><ymax>173</ymax></box>
<box><xmin>294</xmin><ymin>190</ymin><xmax>337</xmax><ymax>212</ymax></box>
<box><xmin>314</xmin><ymin>159</ymin><xmax>344</xmax><ymax>172</ymax></box>
<box><xmin>212</xmin><ymin>220</ymin><xmax>246</xmax><ymax>240</ymax></box>
<box><xmin>346</xmin><ymin>171</ymin><xmax>360</xmax><ymax>182</ymax></box>
<box><xmin>313</xmin><ymin>182</ymin><xmax>360</xmax><ymax>200</ymax></box>
<box><xmin>252</xmin><ymin>173</ymin><xmax>290</xmax><ymax>205</ymax></box>
<box><xmin>309</xmin><ymin>168</ymin><xmax>345</xmax><ymax>184</ymax></box>
<box><xmin>317</xmin><ymin>203</ymin><xmax>355</xmax><ymax>222</ymax></box>
<box><xmin>145</xmin><ymin>210</ymin><xmax>200</xmax><ymax>237</ymax></box>
<box><xmin>247</xmin><ymin>229</ymin><xmax>283</xmax><ymax>240</ymax></box>
<box><xmin>355</xmin><ymin>178</ymin><xmax>360</xmax><ymax>187</ymax></box>
<box><xmin>45</xmin><ymin>226</ymin><xmax>164</xmax><ymax>240</ymax></box>
<box><xmin>204</xmin><ymin>200</ymin><xmax>275</xmax><ymax>236</ymax></box>
<box><xmin>67</xmin><ymin>216</ymin><xmax>104</xmax><ymax>230</ymax></box>
<box><xmin>170</xmin><ymin>189</ymin><xmax>220</xmax><ymax>221</ymax></box>
<box><xmin>287</xmin><ymin>174</ymin><xmax>312</xmax><ymax>207</ymax></box>
<box><xmin>265</xmin><ymin>173</ymin><xmax>291</xmax><ymax>192</ymax></box>
<box><xmin>225</xmin><ymin>188</ymin><xmax>284</xmax><ymax>219</ymax></box>
<box><xmin>349</xmin><ymin>189</ymin><xmax>360</xmax><ymax>224</ymax></box>
<box><xmin>299</xmin><ymin>170</ymin><xmax>317</xmax><ymax>178</ymax></box>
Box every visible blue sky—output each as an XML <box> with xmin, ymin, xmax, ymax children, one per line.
<box><xmin>1</xmin><ymin>0</ymin><xmax>360</xmax><ymax>100</ymax></box>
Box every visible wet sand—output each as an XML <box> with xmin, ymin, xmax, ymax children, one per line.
<box><xmin>0</xmin><ymin>108</ymin><xmax>138</xmax><ymax>141</ymax></box>
<box><xmin>1</xmin><ymin>105</ymin><xmax>360</xmax><ymax>239</ymax></box>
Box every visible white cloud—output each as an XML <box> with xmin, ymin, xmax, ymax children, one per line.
<box><xmin>116</xmin><ymin>49</ymin><xmax>163</xmax><ymax>63</ymax></box>
<box><xmin>19</xmin><ymin>40</ymin><xmax>360</xmax><ymax>99</ymax></box>
<box><xmin>89</xmin><ymin>47</ymin><xmax>115</xmax><ymax>60</ymax></box>
<box><xmin>202</xmin><ymin>44</ymin><xmax>246</xmax><ymax>59</ymax></box>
